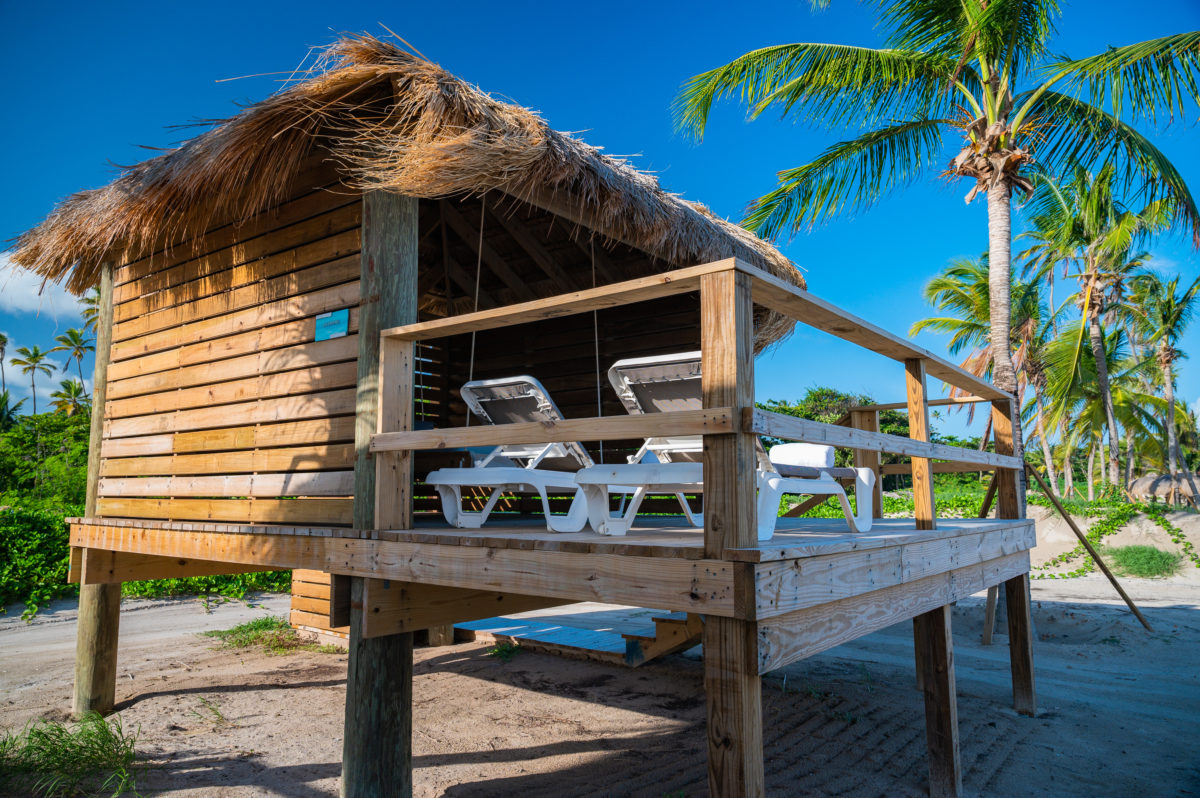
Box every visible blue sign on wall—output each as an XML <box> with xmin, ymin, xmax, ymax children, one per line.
<box><xmin>314</xmin><ymin>308</ymin><xmax>350</xmax><ymax>341</ymax></box>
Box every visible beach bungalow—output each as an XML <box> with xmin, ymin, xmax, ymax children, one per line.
<box><xmin>12</xmin><ymin>35</ymin><xmax>1035</xmax><ymax>797</ymax></box>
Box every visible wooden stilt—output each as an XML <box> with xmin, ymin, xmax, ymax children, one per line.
<box><xmin>700</xmin><ymin>271</ymin><xmax>763</xmax><ymax>797</ymax></box>
<box><xmin>993</xmin><ymin>400</ymin><xmax>1037</xmax><ymax>715</ymax></box>
<box><xmin>704</xmin><ymin>616</ymin><xmax>764</xmax><ymax>798</ymax></box>
<box><xmin>341</xmin><ymin>191</ymin><xmax>417</xmax><ymax>798</ymax></box>
<box><xmin>74</xmin><ymin>261</ymin><xmax>119</xmax><ymax>719</ymax></box>
<box><xmin>1004</xmin><ymin>574</ymin><xmax>1037</xmax><ymax>716</ymax></box>
<box><xmin>981</xmin><ymin>586</ymin><xmax>999</xmax><ymax>646</ymax></box>
<box><xmin>914</xmin><ymin>605</ymin><xmax>962</xmax><ymax>798</ymax></box>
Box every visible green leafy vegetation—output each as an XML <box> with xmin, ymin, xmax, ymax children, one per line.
<box><xmin>0</xmin><ymin>506</ymin><xmax>80</xmax><ymax>620</ymax></box>
<box><xmin>1140</xmin><ymin>502</ymin><xmax>1200</xmax><ymax>568</ymax></box>
<box><xmin>1102</xmin><ymin>545</ymin><xmax>1182</xmax><ymax>578</ymax></box>
<box><xmin>0</xmin><ymin>712</ymin><xmax>139</xmax><ymax>797</ymax></box>
<box><xmin>485</xmin><ymin>642</ymin><xmax>522</xmax><ymax>662</ymax></box>
<box><xmin>201</xmin><ymin>615</ymin><xmax>342</xmax><ymax>655</ymax></box>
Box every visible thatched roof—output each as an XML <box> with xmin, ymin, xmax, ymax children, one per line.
<box><xmin>1130</xmin><ymin>473</ymin><xmax>1198</xmax><ymax>500</ymax></box>
<box><xmin>11</xmin><ymin>34</ymin><xmax>804</xmax><ymax>342</ymax></box>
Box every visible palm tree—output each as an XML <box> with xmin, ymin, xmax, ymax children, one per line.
<box><xmin>51</xmin><ymin>328</ymin><xmax>94</xmax><ymax>394</ymax></box>
<box><xmin>1131</xmin><ymin>272</ymin><xmax>1200</xmax><ymax>502</ymax></box>
<box><xmin>80</xmin><ymin>287</ymin><xmax>101</xmax><ymax>333</ymax></box>
<box><xmin>1023</xmin><ymin>166</ymin><xmax>1173</xmax><ymax>485</ymax></box>
<box><xmin>50</xmin><ymin>379</ymin><xmax>88</xmax><ymax>417</ymax></box>
<box><xmin>676</xmin><ymin>3</ymin><xmax>1199</xmax><ymax>464</ymax></box>
<box><xmin>10</xmin><ymin>346</ymin><xmax>54</xmax><ymax>415</ymax></box>
<box><xmin>911</xmin><ymin>255</ymin><xmax>1060</xmax><ymax>492</ymax></box>
<box><xmin>0</xmin><ymin>332</ymin><xmax>7</xmax><ymax>394</ymax></box>
<box><xmin>0</xmin><ymin>389</ymin><xmax>25</xmax><ymax>431</ymax></box>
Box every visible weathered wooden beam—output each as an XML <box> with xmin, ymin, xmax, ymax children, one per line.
<box><xmin>906</xmin><ymin>359</ymin><xmax>936</xmax><ymax>531</ymax></box>
<box><xmin>746</xmin><ymin>408</ymin><xmax>1023</xmax><ymax>470</ymax></box>
<box><xmin>914</xmin><ymin>605</ymin><xmax>963</xmax><ymax>798</ymax></box>
<box><xmin>75</xmin><ymin>260</ymin><xmax>120</xmax><ymax>720</ymax></box>
<box><xmin>360</xmin><ymin>579</ymin><xmax>568</xmax><ymax>638</ymax></box>
<box><xmin>849</xmin><ymin>409</ymin><xmax>883</xmax><ymax>519</ymax></box>
<box><xmin>370</xmin><ymin>407</ymin><xmax>733</xmax><ymax>452</ymax></box>
<box><xmin>745</xmin><ymin>267</ymin><xmax>1010</xmax><ymax>401</ymax></box>
<box><xmin>75</xmin><ymin>550</ymin><xmax>281</xmax><ymax>584</ymax></box>
<box><xmin>849</xmin><ymin>396</ymin><xmax>988</xmax><ymax>413</ymax></box>
<box><xmin>381</xmin><ymin>259</ymin><xmax>735</xmax><ymax>340</ymax></box>
<box><xmin>700</xmin><ymin>269</ymin><xmax>764</xmax><ymax>797</ymax></box>
<box><xmin>756</xmin><ymin>551</ymin><xmax>1029</xmax><ymax>673</ymax></box>
<box><xmin>439</xmin><ymin>198</ymin><xmax>536</xmax><ymax>301</ymax></box>
<box><xmin>487</xmin><ymin>206</ymin><xmax>579</xmax><ymax>293</ymax></box>
<box><xmin>882</xmin><ymin>461</ymin><xmax>998</xmax><ymax>476</ymax></box>
<box><xmin>342</xmin><ymin>190</ymin><xmax>417</xmax><ymax>798</ymax></box>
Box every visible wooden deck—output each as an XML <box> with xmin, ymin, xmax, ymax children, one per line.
<box><xmin>70</xmin><ymin>513</ymin><xmax>1033</xmax><ymax>676</ymax></box>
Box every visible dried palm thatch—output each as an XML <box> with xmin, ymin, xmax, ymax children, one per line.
<box><xmin>12</xmin><ymin>34</ymin><xmax>804</xmax><ymax>345</ymax></box>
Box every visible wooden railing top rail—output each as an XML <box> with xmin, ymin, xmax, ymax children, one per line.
<box><xmin>843</xmin><ymin>396</ymin><xmax>989</xmax><ymax>414</ymax></box>
<box><xmin>380</xmin><ymin>257</ymin><xmax>1011</xmax><ymax>403</ymax></box>
<box><xmin>747</xmin><ymin>408</ymin><xmax>1022</xmax><ymax>470</ymax></box>
<box><xmin>370</xmin><ymin>408</ymin><xmax>734</xmax><ymax>452</ymax></box>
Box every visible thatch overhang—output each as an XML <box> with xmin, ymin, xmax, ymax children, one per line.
<box><xmin>11</xmin><ymin>34</ymin><xmax>803</xmax><ymax>347</ymax></box>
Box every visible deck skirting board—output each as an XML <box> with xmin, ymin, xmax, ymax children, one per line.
<box><xmin>756</xmin><ymin>551</ymin><xmax>1030</xmax><ymax>674</ymax></box>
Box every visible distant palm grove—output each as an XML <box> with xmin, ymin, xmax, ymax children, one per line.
<box><xmin>677</xmin><ymin>0</ymin><xmax>1199</xmax><ymax>503</ymax></box>
<box><xmin>0</xmin><ymin>289</ymin><xmax>97</xmax><ymax>505</ymax></box>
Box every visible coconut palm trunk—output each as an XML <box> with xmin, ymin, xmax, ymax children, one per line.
<box><xmin>1033</xmin><ymin>389</ymin><xmax>1058</xmax><ymax>496</ymax></box>
<box><xmin>1086</xmin><ymin>311</ymin><xmax>1122</xmax><ymax>485</ymax></box>
<box><xmin>1086</xmin><ymin>442</ymin><xmax>1096</xmax><ymax>501</ymax></box>
<box><xmin>987</xmin><ymin>181</ymin><xmax>1028</xmax><ymax>510</ymax></box>
<box><xmin>1063</xmin><ymin>431</ymin><xmax>1075</xmax><ymax>498</ymax></box>
<box><xmin>1161</xmin><ymin>353</ymin><xmax>1200</xmax><ymax>505</ymax></box>
<box><xmin>29</xmin><ymin>373</ymin><xmax>36</xmax><ymax>415</ymax></box>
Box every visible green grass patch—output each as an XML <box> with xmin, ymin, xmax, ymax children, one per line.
<box><xmin>1101</xmin><ymin>545</ymin><xmax>1182</xmax><ymax>578</ymax></box>
<box><xmin>202</xmin><ymin>615</ymin><xmax>342</xmax><ymax>655</ymax></box>
<box><xmin>0</xmin><ymin>712</ymin><xmax>139</xmax><ymax>797</ymax></box>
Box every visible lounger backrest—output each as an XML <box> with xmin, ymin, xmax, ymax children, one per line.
<box><xmin>460</xmin><ymin>376</ymin><xmax>594</xmax><ymax>471</ymax></box>
<box><xmin>608</xmin><ymin>352</ymin><xmax>704</xmax><ymax>463</ymax></box>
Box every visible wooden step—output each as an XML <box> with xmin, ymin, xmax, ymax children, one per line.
<box><xmin>621</xmin><ymin>613</ymin><xmax>703</xmax><ymax>667</ymax></box>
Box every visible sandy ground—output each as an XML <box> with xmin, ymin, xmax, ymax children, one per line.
<box><xmin>3</xmin><ymin>520</ymin><xmax>1200</xmax><ymax>797</ymax></box>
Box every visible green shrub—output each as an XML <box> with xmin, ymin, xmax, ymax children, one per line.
<box><xmin>1102</xmin><ymin>545</ymin><xmax>1182</xmax><ymax>578</ymax></box>
<box><xmin>0</xmin><ymin>712</ymin><xmax>138</xmax><ymax>797</ymax></box>
<box><xmin>0</xmin><ymin>505</ymin><xmax>81</xmax><ymax>618</ymax></box>
<box><xmin>202</xmin><ymin>615</ymin><xmax>341</xmax><ymax>655</ymax></box>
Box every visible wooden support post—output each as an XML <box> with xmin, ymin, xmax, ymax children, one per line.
<box><xmin>74</xmin><ymin>261</ymin><xmax>120</xmax><ymax>719</ymax></box>
<box><xmin>992</xmin><ymin>399</ymin><xmax>1036</xmax><ymax>716</ymax></box>
<box><xmin>342</xmin><ymin>191</ymin><xmax>417</xmax><ymax>798</ymax></box>
<box><xmin>849</xmin><ymin>409</ymin><xmax>883</xmax><ymax>518</ymax></box>
<box><xmin>700</xmin><ymin>270</ymin><xmax>763</xmax><ymax>797</ymax></box>
<box><xmin>905</xmin><ymin>359</ymin><xmax>936</xmax><ymax>531</ymax></box>
<box><xmin>914</xmin><ymin>605</ymin><xmax>962</xmax><ymax>798</ymax></box>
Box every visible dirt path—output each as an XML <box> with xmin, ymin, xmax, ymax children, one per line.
<box><xmin>3</xmin><ymin>576</ymin><xmax>1199</xmax><ymax>797</ymax></box>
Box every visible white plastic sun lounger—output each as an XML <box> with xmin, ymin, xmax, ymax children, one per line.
<box><xmin>424</xmin><ymin>376</ymin><xmax>593</xmax><ymax>532</ymax></box>
<box><xmin>574</xmin><ymin>351</ymin><xmax>875</xmax><ymax>539</ymax></box>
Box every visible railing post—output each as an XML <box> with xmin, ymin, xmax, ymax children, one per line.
<box><xmin>905</xmin><ymin>359</ymin><xmax>935</xmax><ymax>531</ymax></box>
<box><xmin>992</xmin><ymin>398</ymin><xmax>1036</xmax><ymax>716</ymax></box>
<box><xmin>700</xmin><ymin>268</ymin><xmax>763</xmax><ymax>798</ymax></box>
<box><xmin>849</xmin><ymin>409</ymin><xmax>883</xmax><ymax>519</ymax></box>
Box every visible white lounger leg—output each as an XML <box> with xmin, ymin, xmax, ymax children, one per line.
<box><xmin>582</xmin><ymin>485</ymin><xmax>650</xmax><ymax>536</ymax></box>
<box><xmin>755</xmin><ymin>468</ymin><xmax>877</xmax><ymax>540</ymax></box>
<box><xmin>435</xmin><ymin>484</ymin><xmax>506</xmax><ymax>529</ymax></box>
<box><xmin>537</xmin><ymin>486</ymin><xmax>590</xmax><ymax>533</ymax></box>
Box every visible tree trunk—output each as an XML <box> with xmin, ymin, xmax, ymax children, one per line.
<box><xmin>1163</xmin><ymin>359</ymin><xmax>1200</xmax><ymax>506</ymax></box>
<box><xmin>1164</xmin><ymin>356</ymin><xmax>1179</xmax><ymax>477</ymax></box>
<box><xmin>1033</xmin><ymin>389</ymin><xmax>1058</xmax><ymax>497</ymax></box>
<box><xmin>1087</xmin><ymin>312</ymin><xmax>1121</xmax><ymax>485</ymax></box>
<box><xmin>986</xmin><ymin>181</ymin><xmax>1027</xmax><ymax>511</ymax></box>
<box><xmin>1124</xmin><ymin>427</ymin><xmax>1135</xmax><ymax>487</ymax></box>
<box><xmin>30</xmin><ymin>374</ymin><xmax>36</xmax><ymax>415</ymax></box>
<box><xmin>1086</xmin><ymin>442</ymin><xmax>1096</xmax><ymax>502</ymax></box>
<box><xmin>1070</xmin><ymin>429</ymin><xmax>1080</xmax><ymax>499</ymax></box>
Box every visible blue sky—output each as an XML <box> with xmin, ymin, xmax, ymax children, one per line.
<box><xmin>1</xmin><ymin>0</ymin><xmax>1197</xmax><ymax>436</ymax></box>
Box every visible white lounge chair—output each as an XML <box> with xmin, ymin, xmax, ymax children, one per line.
<box><xmin>424</xmin><ymin>376</ymin><xmax>593</xmax><ymax>532</ymax></box>
<box><xmin>574</xmin><ymin>351</ymin><xmax>875</xmax><ymax>539</ymax></box>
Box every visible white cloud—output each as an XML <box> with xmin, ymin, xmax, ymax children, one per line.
<box><xmin>0</xmin><ymin>251</ymin><xmax>82</xmax><ymax>319</ymax></box>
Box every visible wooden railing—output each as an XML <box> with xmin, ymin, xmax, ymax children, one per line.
<box><xmin>371</xmin><ymin>257</ymin><xmax>1023</xmax><ymax>540</ymax></box>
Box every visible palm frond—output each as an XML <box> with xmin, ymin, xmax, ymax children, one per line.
<box><xmin>674</xmin><ymin>43</ymin><xmax>963</xmax><ymax>138</ymax></box>
<box><xmin>742</xmin><ymin>117</ymin><xmax>946</xmax><ymax>238</ymax></box>
<box><xmin>1045</xmin><ymin>31</ymin><xmax>1200</xmax><ymax>124</ymax></box>
<box><xmin>1018</xmin><ymin>90</ymin><xmax>1199</xmax><ymax>245</ymax></box>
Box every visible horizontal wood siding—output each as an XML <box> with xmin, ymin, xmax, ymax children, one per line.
<box><xmin>97</xmin><ymin>181</ymin><xmax>363</xmax><ymax>532</ymax></box>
